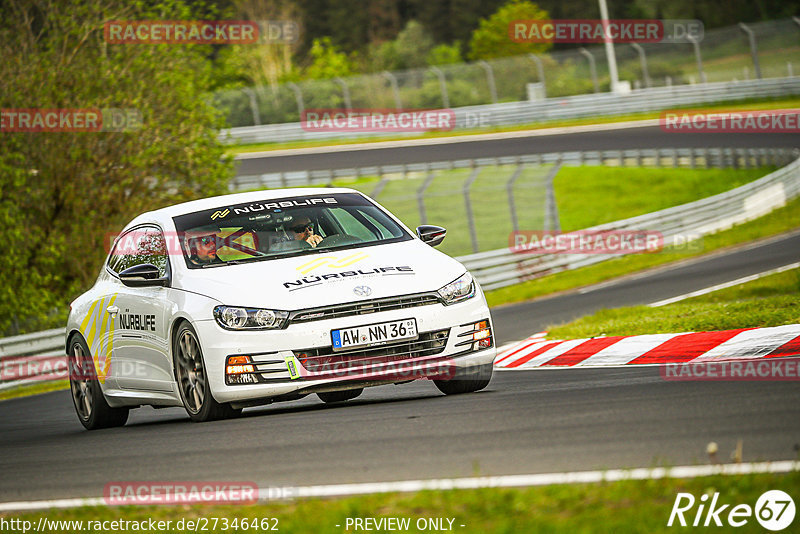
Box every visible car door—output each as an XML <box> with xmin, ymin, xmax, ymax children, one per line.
<box><xmin>107</xmin><ymin>225</ymin><xmax>173</xmax><ymax>392</ymax></box>
<box><xmin>75</xmin><ymin>277</ymin><xmax>122</xmax><ymax>390</ymax></box>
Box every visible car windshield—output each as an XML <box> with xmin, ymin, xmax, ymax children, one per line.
<box><xmin>172</xmin><ymin>192</ymin><xmax>412</xmax><ymax>268</ymax></box>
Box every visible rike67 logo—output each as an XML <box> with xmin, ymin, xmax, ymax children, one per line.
<box><xmin>668</xmin><ymin>490</ymin><xmax>795</xmax><ymax>530</ymax></box>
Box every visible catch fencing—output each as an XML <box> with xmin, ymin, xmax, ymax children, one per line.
<box><xmin>215</xmin><ymin>18</ymin><xmax>800</xmax><ymax>132</ymax></box>
<box><xmin>460</xmin><ymin>148</ymin><xmax>800</xmax><ymax>290</ymax></box>
<box><xmin>232</xmin><ymin>146</ymin><xmax>796</xmax><ymax>258</ymax></box>
<box><xmin>222</xmin><ymin>76</ymin><xmax>800</xmax><ymax>144</ymax></box>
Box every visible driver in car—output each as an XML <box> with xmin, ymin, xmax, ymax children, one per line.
<box><xmin>185</xmin><ymin>230</ymin><xmax>223</xmax><ymax>265</ymax></box>
<box><xmin>290</xmin><ymin>216</ymin><xmax>322</xmax><ymax>248</ymax></box>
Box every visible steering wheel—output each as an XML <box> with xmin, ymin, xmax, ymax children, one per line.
<box><xmin>318</xmin><ymin>234</ymin><xmax>361</xmax><ymax>247</ymax></box>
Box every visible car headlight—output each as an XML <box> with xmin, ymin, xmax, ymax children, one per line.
<box><xmin>213</xmin><ymin>306</ymin><xmax>289</xmax><ymax>330</ymax></box>
<box><xmin>437</xmin><ymin>272</ymin><xmax>476</xmax><ymax>305</ymax></box>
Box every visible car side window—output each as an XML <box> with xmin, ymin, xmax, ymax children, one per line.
<box><xmin>108</xmin><ymin>227</ymin><xmax>169</xmax><ymax>277</ymax></box>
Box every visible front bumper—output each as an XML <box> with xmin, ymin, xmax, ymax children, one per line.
<box><xmin>193</xmin><ymin>296</ymin><xmax>496</xmax><ymax>404</ymax></box>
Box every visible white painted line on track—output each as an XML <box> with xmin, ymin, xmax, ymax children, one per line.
<box><xmin>648</xmin><ymin>261</ymin><xmax>800</xmax><ymax>308</ymax></box>
<box><xmin>1</xmin><ymin>461</ymin><xmax>796</xmax><ymax>512</ymax></box>
<box><xmin>578</xmin><ymin>229</ymin><xmax>800</xmax><ymax>296</ymax></box>
<box><xmin>233</xmin><ymin>119</ymin><xmax>661</xmax><ymax>159</ymax></box>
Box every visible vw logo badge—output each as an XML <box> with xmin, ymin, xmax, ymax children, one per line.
<box><xmin>353</xmin><ymin>285</ymin><xmax>372</xmax><ymax>297</ymax></box>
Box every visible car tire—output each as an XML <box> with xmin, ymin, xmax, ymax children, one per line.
<box><xmin>68</xmin><ymin>335</ymin><xmax>129</xmax><ymax>430</ymax></box>
<box><xmin>317</xmin><ymin>388</ymin><xmax>363</xmax><ymax>403</ymax></box>
<box><xmin>173</xmin><ymin>322</ymin><xmax>241</xmax><ymax>422</ymax></box>
<box><xmin>433</xmin><ymin>362</ymin><xmax>493</xmax><ymax>395</ymax></box>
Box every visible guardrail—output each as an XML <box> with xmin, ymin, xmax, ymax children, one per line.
<box><xmin>461</xmin><ymin>149</ymin><xmax>800</xmax><ymax>290</ymax></box>
<box><xmin>222</xmin><ymin>77</ymin><xmax>800</xmax><ymax>145</ymax></box>
<box><xmin>2</xmin><ymin>146</ymin><xmax>798</xmax><ymax>388</ymax></box>
<box><xmin>0</xmin><ymin>328</ymin><xmax>66</xmax><ymax>391</ymax></box>
<box><xmin>231</xmin><ymin>146</ymin><xmax>796</xmax><ymax>191</ymax></box>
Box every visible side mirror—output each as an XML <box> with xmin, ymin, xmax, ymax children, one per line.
<box><xmin>119</xmin><ymin>264</ymin><xmax>170</xmax><ymax>288</ymax></box>
<box><xmin>416</xmin><ymin>225</ymin><xmax>446</xmax><ymax>247</ymax></box>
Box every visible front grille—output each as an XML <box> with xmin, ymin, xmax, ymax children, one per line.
<box><xmin>293</xmin><ymin>328</ymin><xmax>450</xmax><ymax>378</ymax></box>
<box><xmin>288</xmin><ymin>292</ymin><xmax>441</xmax><ymax>325</ymax></box>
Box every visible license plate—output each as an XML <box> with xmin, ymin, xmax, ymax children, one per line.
<box><xmin>331</xmin><ymin>318</ymin><xmax>418</xmax><ymax>351</ymax></box>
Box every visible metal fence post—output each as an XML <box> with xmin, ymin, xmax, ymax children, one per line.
<box><xmin>505</xmin><ymin>162</ymin><xmax>523</xmax><ymax>233</ymax></box>
<box><xmin>463</xmin><ymin>163</ymin><xmax>482</xmax><ymax>253</ymax></box>
<box><xmin>544</xmin><ymin>160</ymin><xmax>562</xmax><ymax>232</ymax></box>
<box><xmin>242</xmin><ymin>88</ymin><xmax>261</xmax><ymax>126</ymax></box>
<box><xmin>286</xmin><ymin>82</ymin><xmax>304</xmax><ymax>117</ymax></box>
<box><xmin>334</xmin><ymin>77</ymin><xmax>352</xmax><ymax>110</ymax></box>
<box><xmin>382</xmin><ymin>71</ymin><xmax>402</xmax><ymax>110</ymax></box>
<box><xmin>417</xmin><ymin>166</ymin><xmax>435</xmax><ymax>224</ymax></box>
<box><xmin>687</xmin><ymin>35</ymin><xmax>706</xmax><ymax>83</ymax></box>
<box><xmin>738</xmin><ymin>23</ymin><xmax>762</xmax><ymax>80</ymax></box>
<box><xmin>630</xmin><ymin>43</ymin><xmax>651</xmax><ymax>88</ymax></box>
<box><xmin>478</xmin><ymin>60</ymin><xmax>498</xmax><ymax>104</ymax></box>
<box><xmin>527</xmin><ymin>54</ymin><xmax>546</xmax><ymax>96</ymax></box>
<box><xmin>371</xmin><ymin>167</ymin><xmax>388</xmax><ymax>199</ymax></box>
<box><xmin>429</xmin><ymin>66</ymin><xmax>450</xmax><ymax>109</ymax></box>
<box><xmin>579</xmin><ymin>48</ymin><xmax>599</xmax><ymax>93</ymax></box>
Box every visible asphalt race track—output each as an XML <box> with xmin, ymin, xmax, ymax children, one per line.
<box><xmin>1</xmin><ymin>127</ymin><xmax>799</xmax><ymax>504</ymax></box>
<box><xmin>1</xmin><ymin>231</ymin><xmax>799</xmax><ymax>503</ymax></box>
<box><xmin>235</xmin><ymin>125</ymin><xmax>800</xmax><ymax>174</ymax></box>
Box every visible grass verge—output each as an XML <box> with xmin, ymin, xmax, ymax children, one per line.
<box><xmin>485</xmin><ymin>196</ymin><xmax>800</xmax><ymax>309</ymax></box>
<box><xmin>227</xmin><ymin>96</ymin><xmax>800</xmax><ymax>155</ymax></box>
<box><xmin>546</xmin><ymin>266</ymin><xmax>800</xmax><ymax>339</ymax></box>
<box><xmin>6</xmin><ymin>471</ymin><xmax>798</xmax><ymax>533</ymax></box>
<box><xmin>0</xmin><ymin>379</ymin><xmax>69</xmax><ymax>402</ymax></box>
<box><xmin>554</xmin><ymin>167</ymin><xmax>770</xmax><ymax>231</ymax></box>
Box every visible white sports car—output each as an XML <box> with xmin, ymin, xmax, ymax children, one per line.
<box><xmin>66</xmin><ymin>188</ymin><xmax>496</xmax><ymax>429</ymax></box>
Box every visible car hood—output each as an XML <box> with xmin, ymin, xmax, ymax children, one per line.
<box><xmin>174</xmin><ymin>239</ymin><xmax>467</xmax><ymax>310</ymax></box>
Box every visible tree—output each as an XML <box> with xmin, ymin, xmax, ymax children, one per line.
<box><xmin>0</xmin><ymin>0</ymin><xmax>234</xmax><ymax>334</ymax></box>
<box><xmin>427</xmin><ymin>42</ymin><xmax>463</xmax><ymax>66</ymax></box>
<box><xmin>468</xmin><ymin>0</ymin><xmax>551</xmax><ymax>60</ymax></box>
<box><xmin>303</xmin><ymin>37</ymin><xmax>356</xmax><ymax>79</ymax></box>
<box><xmin>214</xmin><ymin>0</ymin><xmax>302</xmax><ymax>90</ymax></box>
<box><xmin>368</xmin><ymin>20</ymin><xmax>435</xmax><ymax>71</ymax></box>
